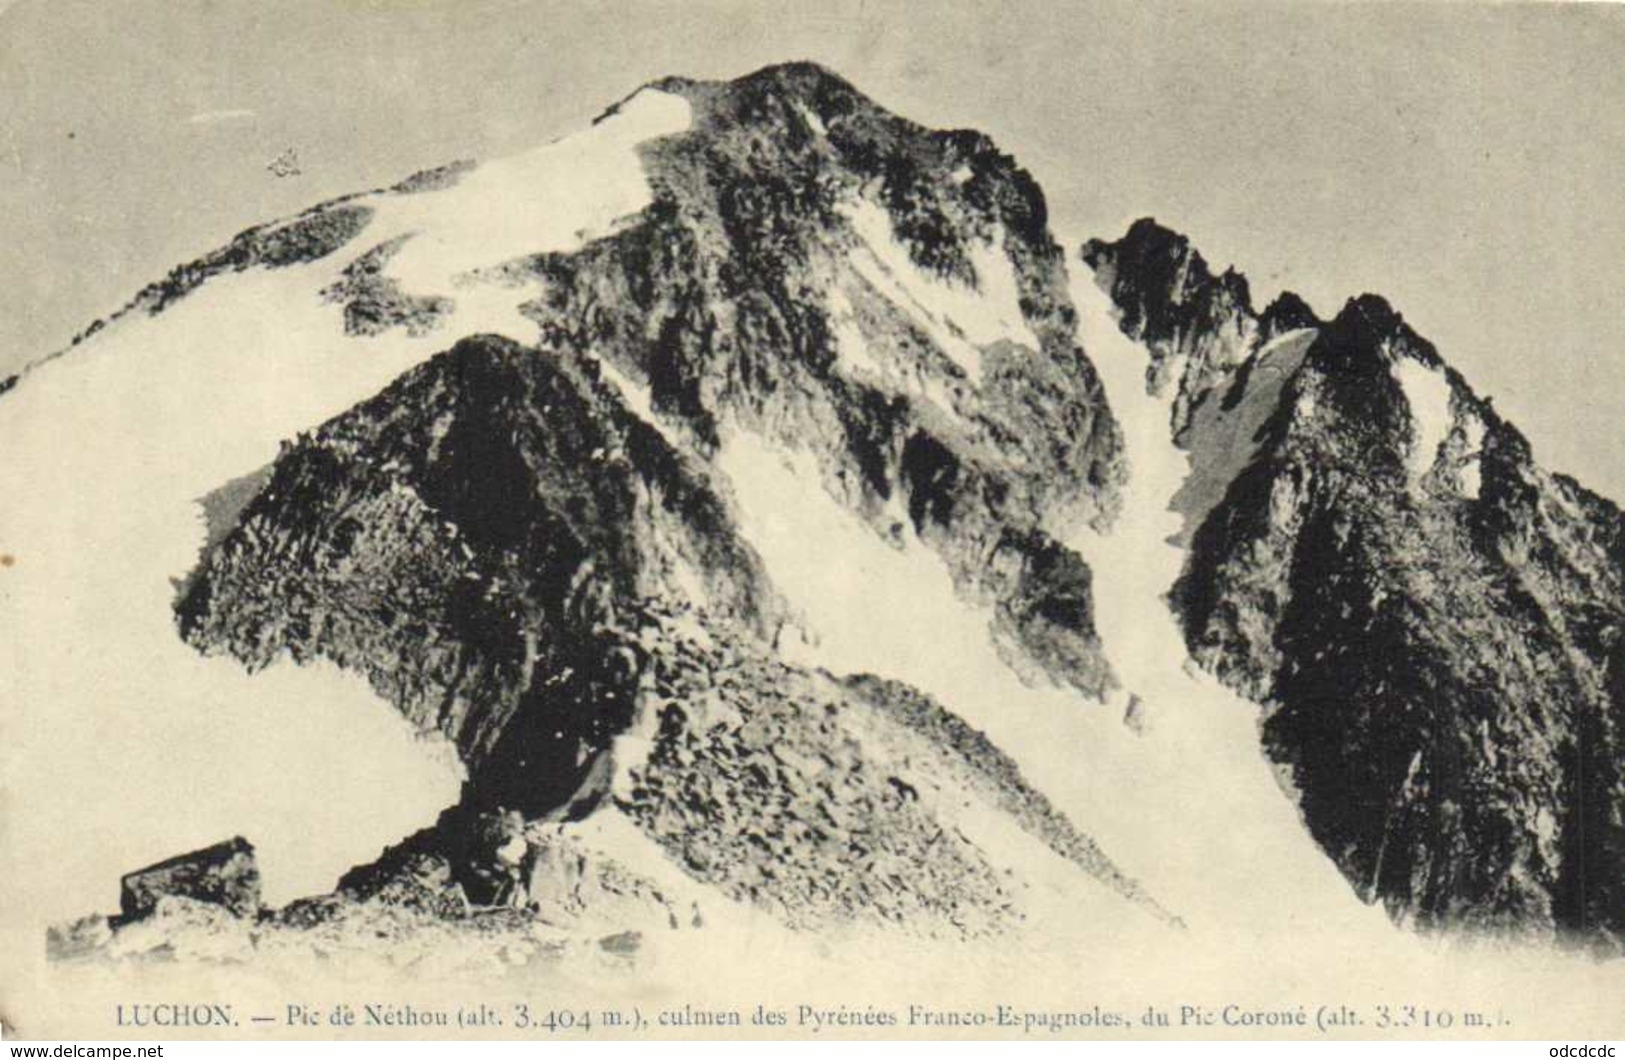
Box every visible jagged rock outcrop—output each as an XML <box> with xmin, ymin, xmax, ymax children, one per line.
<box><xmin>119</xmin><ymin>836</ymin><xmax>262</xmax><ymax>922</ymax></box>
<box><xmin>1083</xmin><ymin>217</ymin><xmax>1317</xmax><ymax>448</ymax></box>
<box><xmin>177</xmin><ymin>332</ymin><xmax>781</xmax><ymax>813</ymax></box>
<box><xmin>1087</xmin><ymin>218</ymin><xmax>1625</xmax><ymax>954</ymax></box>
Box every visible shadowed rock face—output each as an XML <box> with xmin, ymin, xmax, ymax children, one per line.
<box><xmin>1087</xmin><ymin>218</ymin><xmax>1625</xmax><ymax>955</ymax></box>
<box><xmin>177</xmin><ymin>333</ymin><xmax>780</xmax><ymax>815</ymax></box>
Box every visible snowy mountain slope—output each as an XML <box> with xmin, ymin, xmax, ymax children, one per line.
<box><xmin>14</xmin><ymin>64</ymin><xmax>1172</xmax><ymax>959</ymax></box>
<box><xmin>1</xmin><ymin>87</ymin><xmax>705</xmax><ymax>945</ymax></box>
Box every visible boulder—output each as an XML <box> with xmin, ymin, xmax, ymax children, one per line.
<box><xmin>119</xmin><ymin>836</ymin><xmax>261</xmax><ymax>921</ymax></box>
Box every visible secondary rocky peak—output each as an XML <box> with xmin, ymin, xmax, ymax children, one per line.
<box><xmin>1086</xmin><ymin>217</ymin><xmax>1625</xmax><ymax>956</ymax></box>
<box><xmin>1259</xmin><ymin>290</ymin><xmax>1320</xmax><ymax>338</ymax></box>
<box><xmin>1082</xmin><ymin>217</ymin><xmax>1252</xmax><ymax>319</ymax></box>
<box><xmin>1083</xmin><ymin>218</ymin><xmax>1293</xmax><ymax>443</ymax></box>
<box><xmin>1319</xmin><ymin>293</ymin><xmax>1445</xmax><ymax>370</ymax></box>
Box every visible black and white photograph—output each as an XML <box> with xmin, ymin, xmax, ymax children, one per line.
<box><xmin>1</xmin><ymin>0</ymin><xmax>1622</xmax><ymax>1046</ymax></box>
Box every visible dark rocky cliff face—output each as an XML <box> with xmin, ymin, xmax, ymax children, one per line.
<box><xmin>177</xmin><ymin>333</ymin><xmax>781</xmax><ymax>813</ymax></box>
<box><xmin>1086</xmin><ymin>218</ymin><xmax>1625</xmax><ymax>954</ymax></box>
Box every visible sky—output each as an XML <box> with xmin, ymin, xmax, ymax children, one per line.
<box><xmin>2</xmin><ymin>0</ymin><xmax>1622</xmax><ymax>497</ymax></box>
